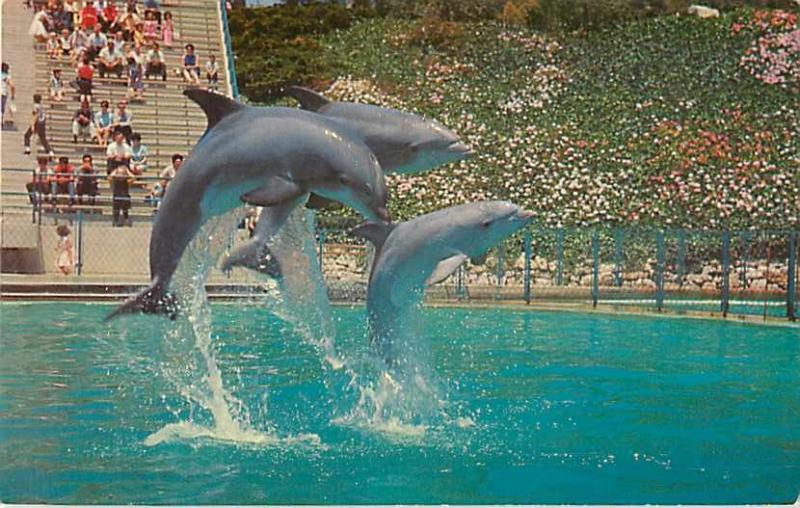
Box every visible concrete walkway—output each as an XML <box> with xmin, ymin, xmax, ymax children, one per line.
<box><xmin>1</xmin><ymin>0</ymin><xmax>38</xmax><ymax>189</ymax></box>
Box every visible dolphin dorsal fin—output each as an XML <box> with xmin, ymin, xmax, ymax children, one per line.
<box><xmin>184</xmin><ymin>89</ymin><xmax>244</xmax><ymax>131</ymax></box>
<box><xmin>286</xmin><ymin>86</ymin><xmax>331</xmax><ymax>112</ymax></box>
<box><xmin>351</xmin><ymin>221</ymin><xmax>393</xmax><ymax>250</ymax></box>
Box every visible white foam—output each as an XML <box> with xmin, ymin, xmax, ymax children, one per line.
<box><xmin>143</xmin><ymin>421</ymin><xmax>321</xmax><ymax>448</ymax></box>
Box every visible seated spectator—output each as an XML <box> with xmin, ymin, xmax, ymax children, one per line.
<box><xmin>112</xmin><ymin>30</ymin><xmax>126</xmax><ymax>53</ymax></box>
<box><xmin>161</xmin><ymin>11</ymin><xmax>174</xmax><ymax>48</ymax></box>
<box><xmin>112</xmin><ymin>99</ymin><xmax>133</xmax><ymax>140</ymax></box>
<box><xmin>205</xmin><ymin>53</ymin><xmax>219</xmax><ymax>92</ymax></box>
<box><xmin>79</xmin><ymin>0</ymin><xmax>98</xmax><ymax>30</ymax></box>
<box><xmin>132</xmin><ymin>21</ymin><xmax>146</xmax><ymax>47</ymax></box>
<box><xmin>181</xmin><ymin>43</ymin><xmax>200</xmax><ymax>85</ymax></box>
<box><xmin>26</xmin><ymin>156</ymin><xmax>52</xmax><ymax>205</ymax></box>
<box><xmin>127</xmin><ymin>46</ymin><xmax>145</xmax><ymax>100</ymax></box>
<box><xmin>100</xmin><ymin>0</ymin><xmax>120</xmax><ymax>32</ymax></box>
<box><xmin>56</xmin><ymin>7</ymin><xmax>74</xmax><ymax>33</ymax></box>
<box><xmin>142</xmin><ymin>10</ymin><xmax>158</xmax><ymax>43</ymax></box>
<box><xmin>143</xmin><ymin>0</ymin><xmax>160</xmax><ymax>23</ymax></box>
<box><xmin>109</xmin><ymin>164</ymin><xmax>134</xmax><ymax>226</ymax></box>
<box><xmin>76</xmin><ymin>153</ymin><xmax>99</xmax><ymax>205</ymax></box>
<box><xmin>76</xmin><ymin>56</ymin><xmax>94</xmax><ymax>102</ymax></box>
<box><xmin>47</xmin><ymin>32</ymin><xmax>60</xmax><ymax>59</ymax></box>
<box><xmin>52</xmin><ymin>156</ymin><xmax>76</xmax><ymax>207</ymax></box>
<box><xmin>68</xmin><ymin>26</ymin><xmax>90</xmax><ymax>64</ymax></box>
<box><xmin>124</xmin><ymin>0</ymin><xmax>137</xmax><ymax>14</ymax></box>
<box><xmin>97</xmin><ymin>40</ymin><xmax>124</xmax><ymax>78</ymax></box>
<box><xmin>49</xmin><ymin>68</ymin><xmax>65</xmax><ymax>102</ymax></box>
<box><xmin>118</xmin><ymin>5</ymin><xmax>140</xmax><ymax>41</ymax></box>
<box><xmin>58</xmin><ymin>28</ymin><xmax>73</xmax><ymax>59</ymax></box>
<box><xmin>86</xmin><ymin>23</ymin><xmax>107</xmax><ymax>61</ymax></box>
<box><xmin>106</xmin><ymin>130</ymin><xmax>131</xmax><ymax>174</ymax></box>
<box><xmin>72</xmin><ymin>99</ymin><xmax>94</xmax><ymax>143</ymax></box>
<box><xmin>94</xmin><ymin>99</ymin><xmax>113</xmax><ymax>146</ymax></box>
<box><xmin>145</xmin><ymin>41</ymin><xmax>166</xmax><ymax>81</ymax></box>
<box><xmin>64</xmin><ymin>0</ymin><xmax>80</xmax><ymax>28</ymax></box>
<box><xmin>130</xmin><ymin>132</ymin><xmax>148</xmax><ymax>175</ymax></box>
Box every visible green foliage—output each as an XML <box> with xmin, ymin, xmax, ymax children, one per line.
<box><xmin>228</xmin><ymin>2</ymin><xmax>375</xmax><ymax>102</ymax></box>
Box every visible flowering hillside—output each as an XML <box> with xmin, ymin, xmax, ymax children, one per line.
<box><xmin>314</xmin><ymin>9</ymin><xmax>798</xmax><ymax>229</ymax></box>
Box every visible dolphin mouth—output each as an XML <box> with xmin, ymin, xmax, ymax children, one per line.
<box><xmin>375</xmin><ymin>206</ymin><xmax>391</xmax><ymax>222</ymax></box>
<box><xmin>446</xmin><ymin>141</ymin><xmax>472</xmax><ymax>158</ymax></box>
<box><xmin>515</xmin><ymin>209</ymin><xmax>536</xmax><ymax>222</ymax></box>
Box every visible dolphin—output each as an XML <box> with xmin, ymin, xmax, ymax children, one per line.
<box><xmin>220</xmin><ymin>86</ymin><xmax>472</xmax><ymax>275</ymax></box>
<box><xmin>352</xmin><ymin>201</ymin><xmax>535</xmax><ymax>366</ymax></box>
<box><xmin>105</xmin><ymin>89</ymin><xmax>389</xmax><ymax>321</ymax></box>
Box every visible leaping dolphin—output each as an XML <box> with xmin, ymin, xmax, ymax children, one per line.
<box><xmin>353</xmin><ymin>201</ymin><xmax>535</xmax><ymax>366</ymax></box>
<box><xmin>105</xmin><ymin>90</ymin><xmax>389</xmax><ymax>321</ymax></box>
<box><xmin>220</xmin><ymin>86</ymin><xmax>472</xmax><ymax>275</ymax></box>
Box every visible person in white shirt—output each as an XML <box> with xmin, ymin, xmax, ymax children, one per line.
<box><xmin>105</xmin><ymin>131</ymin><xmax>132</xmax><ymax>174</ymax></box>
<box><xmin>205</xmin><ymin>53</ymin><xmax>219</xmax><ymax>92</ymax></box>
<box><xmin>97</xmin><ymin>40</ymin><xmax>124</xmax><ymax>78</ymax></box>
<box><xmin>145</xmin><ymin>42</ymin><xmax>166</xmax><ymax>81</ymax></box>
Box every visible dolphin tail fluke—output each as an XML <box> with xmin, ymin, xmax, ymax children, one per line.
<box><xmin>285</xmin><ymin>86</ymin><xmax>330</xmax><ymax>112</ymax></box>
<box><xmin>104</xmin><ymin>280</ymin><xmax>178</xmax><ymax>322</ymax></box>
<box><xmin>184</xmin><ymin>89</ymin><xmax>244</xmax><ymax>132</ymax></box>
<box><xmin>221</xmin><ymin>241</ymin><xmax>282</xmax><ymax>278</ymax></box>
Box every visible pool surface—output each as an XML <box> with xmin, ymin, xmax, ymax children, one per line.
<box><xmin>0</xmin><ymin>303</ymin><xmax>798</xmax><ymax>504</ymax></box>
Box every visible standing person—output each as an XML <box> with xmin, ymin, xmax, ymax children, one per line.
<box><xmin>76</xmin><ymin>56</ymin><xmax>94</xmax><ymax>103</ymax></box>
<box><xmin>127</xmin><ymin>45</ymin><xmax>145</xmax><ymax>100</ymax></box>
<box><xmin>161</xmin><ymin>11</ymin><xmax>174</xmax><ymax>48</ymax></box>
<box><xmin>145</xmin><ymin>42</ymin><xmax>166</xmax><ymax>80</ymax></box>
<box><xmin>23</xmin><ymin>94</ymin><xmax>54</xmax><ymax>157</ymax></box>
<box><xmin>76</xmin><ymin>153</ymin><xmax>99</xmax><ymax>206</ymax></box>
<box><xmin>112</xmin><ymin>99</ymin><xmax>133</xmax><ymax>140</ymax></box>
<box><xmin>205</xmin><ymin>53</ymin><xmax>219</xmax><ymax>92</ymax></box>
<box><xmin>181</xmin><ymin>43</ymin><xmax>200</xmax><ymax>85</ymax></box>
<box><xmin>55</xmin><ymin>224</ymin><xmax>75</xmax><ymax>275</ymax></box>
<box><xmin>2</xmin><ymin>63</ymin><xmax>17</xmax><ymax>126</ymax></box>
<box><xmin>109</xmin><ymin>164</ymin><xmax>134</xmax><ymax>226</ymax></box>
<box><xmin>94</xmin><ymin>99</ymin><xmax>113</xmax><ymax>146</ymax></box>
<box><xmin>49</xmin><ymin>68</ymin><xmax>65</xmax><ymax>102</ymax></box>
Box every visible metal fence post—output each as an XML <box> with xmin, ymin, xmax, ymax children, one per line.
<box><xmin>613</xmin><ymin>227</ymin><xmax>624</xmax><ymax>287</ymax></box>
<box><xmin>495</xmin><ymin>243</ymin><xmax>505</xmax><ymax>300</ymax></box>
<box><xmin>591</xmin><ymin>230</ymin><xmax>599</xmax><ymax>308</ymax></box>
<box><xmin>75</xmin><ymin>211</ymin><xmax>84</xmax><ymax>276</ymax></box>
<box><xmin>317</xmin><ymin>227</ymin><xmax>326</xmax><ymax>272</ymax></box>
<box><xmin>788</xmin><ymin>230</ymin><xmax>797</xmax><ymax>322</ymax></box>
<box><xmin>655</xmin><ymin>230</ymin><xmax>665</xmax><ymax>312</ymax></box>
<box><xmin>676</xmin><ymin>228</ymin><xmax>686</xmax><ymax>287</ymax></box>
<box><xmin>556</xmin><ymin>227</ymin><xmax>564</xmax><ymax>286</ymax></box>
<box><xmin>523</xmin><ymin>228</ymin><xmax>532</xmax><ymax>304</ymax></box>
<box><xmin>739</xmin><ymin>231</ymin><xmax>751</xmax><ymax>290</ymax></box>
<box><xmin>721</xmin><ymin>230</ymin><xmax>730</xmax><ymax>317</ymax></box>
<box><xmin>456</xmin><ymin>265</ymin><xmax>465</xmax><ymax>301</ymax></box>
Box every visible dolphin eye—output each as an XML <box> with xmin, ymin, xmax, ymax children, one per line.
<box><xmin>481</xmin><ymin>219</ymin><xmax>492</xmax><ymax>228</ymax></box>
<box><xmin>339</xmin><ymin>174</ymin><xmax>349</xmax><ymax>185</ymax></box>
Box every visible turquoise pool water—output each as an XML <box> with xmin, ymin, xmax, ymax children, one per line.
<box><xmin>0</xmin><ymin>303</ymin><xmax>798</xmax><ymax>504</ymax></box>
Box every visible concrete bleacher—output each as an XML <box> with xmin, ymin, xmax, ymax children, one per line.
<box><xmin>2</xmin><ymin>0</ymin><xmax>230</xmax><ymax>216</ymax></box>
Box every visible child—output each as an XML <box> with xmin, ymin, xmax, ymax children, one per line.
<box><xmin>205</xmin><ymin>53</ymin><xmax>218</xmax><ymax>92</ymax></box>
<box><xmin>161</xmin><ymin>11</ymin><xmax>174</xmax><ymax>48</ymax></box>
<box><xmin>49</xmin><ymin>68</ymin><xmax>64</xmax><ymax>102</ymax></box>
<box><xmin>55</xmin><ymin>224</ymin><xmax>75</xmax><ymax>275</ymax></box>
<box><xmin>127</xmin><ymin>55</ymin><xmax>144</xmax><ymax>100</ymax></box>
<box><xmin>142</xmin><ymin>10</ymin><xmax>158</xmax><ymax>43</ymax></box>
<box><xmin>58</xmin><ymin>28</ymin><xmax>73</xmax><ymax>59</ymax></box>
<box><xmin>129</xmin><ymin>132</ymin><xmax>148</xmax><ymax>175</ymax></box>
<box><xmin>76</xmin><ymin>153</ymin><xmax>99</xmax><ymax>206</ymax></box>
<box><xmin>109</xmin><ymin>164</ymin><xmax>133</xmax><ymax>226</ymax></box>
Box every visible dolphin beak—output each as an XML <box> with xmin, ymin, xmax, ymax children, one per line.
<box><xmin>516</xmin><ymin>209</ymin><xmax>536</xmax><ymax>222</ymax></box>
<box><xmin>446</xmin><ymin>141</ymin><xmax>472</xmax><ymax>159</ymax></box>
<box><xmin>375</xmin><ymin>206</ymin><xmax>391</xmax><ymax>222</ymax></box>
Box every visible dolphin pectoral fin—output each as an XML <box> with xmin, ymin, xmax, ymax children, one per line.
<box><xmin>240</xmin><ymin>179</ymin><xmax>304</xmax><ymax>207</ymax></box>
<box><xmin>184</xmin><ymin>89</ymin><xmax>244</xmax><ymax>132</ymax></box>
<box><xmin>286</xmin><ymin>86</ymin><xmax>331</xmax><ymax>112</ymax></box>
<box><xmin>305</xmin><ymin>193</ymin><xmax>337</xmax><ymax>210</ymax></box>
<box><xmin>426</xmin><ymin>254</ymin><xmax>469</xmax><ymax>286</ymax></box>
<box><xmin>350</xmin><ymin>220</ymin><xmax>393</xmax><ymax>251</ymax></box>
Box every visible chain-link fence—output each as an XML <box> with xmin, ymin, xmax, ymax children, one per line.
<box><xmin>2</xmin><ymin>196</ymin><xmax>798</xmax><ymax>320</ymax></box>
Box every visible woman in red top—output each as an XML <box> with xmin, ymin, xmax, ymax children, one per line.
<box><xmin>80</xmin><ymin>0</ymin><xmax>98</xmax><ymax>30</ymax></box>
<box><xmin>76</xmin><ymin>57</ymin><xmax>94</xmax><ymax>103</ymax></box>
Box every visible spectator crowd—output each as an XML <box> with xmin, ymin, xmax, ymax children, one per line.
<box><xmin>15</xmin><ymin>0</ymin><xmax>222</xmax><ymax>223</ymax></box>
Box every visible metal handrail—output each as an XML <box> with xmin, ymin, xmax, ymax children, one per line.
<box><xmin>218</xmin><ymin>0</ymin><xmax>240</xmax><ymax>99</ymax></box>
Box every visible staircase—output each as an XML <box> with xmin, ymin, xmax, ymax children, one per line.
<box><xmin>2</xmin><ymin>0</ymin><xmax>231</xmax><ymax>214</ymax></box>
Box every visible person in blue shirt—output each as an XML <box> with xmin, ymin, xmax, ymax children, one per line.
<box><xmin>181</xmin><ymin>43</ymin><xmax>200</xmax><ymax>85</ymax></box>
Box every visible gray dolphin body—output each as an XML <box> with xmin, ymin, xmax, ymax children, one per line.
<box><xmin>353</xmin><ymin>201</ymin><xmax>535</xmax><ymax>366</ymax></box>
<box><xmin>105</xmin><ymin>90</ymin><xmax>389</xmax><ymax>321</ymax></box>
<box><xmin>220</xmin><ymin>86</ymin><xmax>471</xmax><ymax>275</ymax></box>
